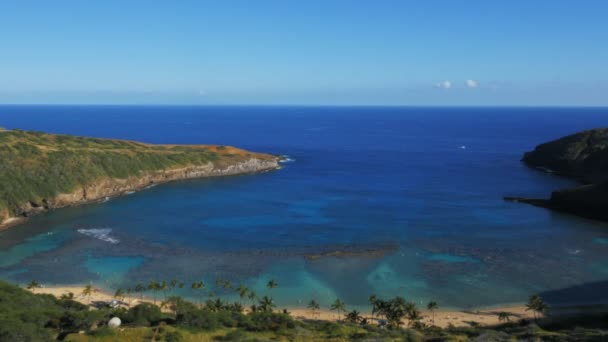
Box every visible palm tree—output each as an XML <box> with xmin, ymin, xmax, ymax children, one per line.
<box><xmin>498</xmin><ymin>311</ymin><xmax>511</xmax><ymax>323</ymax></box>
<box><xmin>26</xmin><ymin>280</ymin><xmax>41</xmax><ymax>293</ymax></box>
<box><xmin>148</xmin><ymin>281</ymin><xmax>159</xmax><ymax>304</ymax></box>
<box><xmin>191</xmin><ymin>281</ymin><xmax>206</xmax><ymax>307</ymax></box>
<box><xmin>125</xmin><ymin>287</ymin><xmax>133</xmax><ymax>303</ymax></box>
<box><xmin>406</xmin><ymin>306</ymin><xmax>423</xmax><ymax>328</ymax></box>
<box><xmin>369</xmin><ymin>295</ymin><xmax>379</xmax><ymax>322</ymax></box>
<box><xmin>345</xmin><ymin>309</ymin><xmax>362</xmax><ymax>324</ymax></box>
<box><xmin>159</xmin><ymin>281</ymin><xmax>169</xmax><ymax>301</ymax></box>
<box><xmin>82</xmin><ymin>284</ymin><xmax>94</xmax><ymax>303</ymax></box>
<box><xmin>237</xmin><ymin>284</ymin><xmax>249</xmax><ymax>305</ymax></box>
<box><xmin>247</xmin><ymin>291</ymin><xmax>257</xmax><ymax>307</ymax></box>
<box><xmin>134</xmin><ymin>283</ymin><xmax>145</xmax><ymax>302</ymax></box>
<box><xmin>308</xmin><ymin>299</ymin><xmax>320</xmax><ymax>319</ymax></box>
<box><xmin>267</xmin><ymin>279</ymin><xmax>278</xmax><ymax>292</ymax></box>
<box><xmin>114</xmin><ymin>288</ymin><xmax>124</xmax><ymax>301</ymax></box>
<box><xmin>330</xmin><ymin>298</ymin><xmax>347</xmax><ymax>321</ymax></box>
<box><xmin>525</xmin><ymin>294</ymin><xmax>548</xmax><ymax>321</ymax></box>
<box><xmin>215</xmin><ymin>278</ymin><xmax>232</xmax><ymax>292</ymax></box>
<box><xmin>426</xmin><ymin>301</ymin><xmax>438</xmax><ymax>323</ymax></box>
<box><xmin>259</xmin><ymin>296</ymin><xmax>275</xmax><ymax>312</ymax></box>
<box><xmin>170</xmin><ymin>277</ymin><xmax>179</xmax><ymax>293</ymax></box>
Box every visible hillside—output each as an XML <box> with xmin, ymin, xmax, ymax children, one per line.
<box><xmin>0</xmin><ymin>129</ymin><xmax>279</xmax><ymax>227</ymax></box>
<box><xmin>522</xmin><ymin>128</ymin><xmax>608</xmax><ymax>184</ymax></box>
<box><xmin>508</xmin><ymin>128</ymin><xmax>608</xmax><ymax>221</ymax></box>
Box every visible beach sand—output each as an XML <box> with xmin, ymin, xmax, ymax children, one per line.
<box><xmin>0</xmin><ymin>217</ymin><xmax>26</xmax><ymax>231</ymax></box>
<box><xmin>32</xmin><ymin>285</ymin><xmax>534</xmax><ymax>328</ymax></box>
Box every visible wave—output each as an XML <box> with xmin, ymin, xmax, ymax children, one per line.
<box><xmin>280</xmin><ymin>155</ymin><xmax>295</xmax><ymax>163</ymax></box>
<box><xmin>77</xmin><ymin>228</ymin><xmax>119</xmax><ymax>244</ymax></box>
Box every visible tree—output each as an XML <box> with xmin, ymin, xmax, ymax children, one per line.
<box><xmin>126</xmin><ymin>287</ymin><xmax>132</xmax><ymax>303</ymax></box>
<box><xmin>308</xmin><ymin>299</ymin><xmax>321</xmax><ymax>319</ymax></box>
<box><xmin>148</xmin><ymin>281</ymin><xmax>160</xmax><ymax>304</ymax></box>
<box><xmin>267</xmin><ymin>279</ymin><xmax>278</xmax><ymax>292</ymax></box>
<box><xmin>134</xmin><ymin>283</ymin><xmax>145</xmax><ymax>302</ymax></box>
<box><xmin>60</xmin><ymin>292</ymin><xmax>75</xmax><ymax>300</ymax></box>
<box><xmin>82</xmin><ymin>284</ymin><xmax>94</xmax><ymax>303</ymax></box>
<box><xmin>525</xmin><ymin>294</ymin><xmax>548</xmax><ymax>321</ymax></box>
<box><xmin>215</xmin><ymin>278</ymin><xmax>232</xmax><ymax>292</ymax></box>
<box><xmin>247</xmin><ymin>291</ymin><xmax>257</xmax><ymax>307</ymax></box>
<box><xmin>114</xmin><ymin>288</ymin><xmax>125</xmax><ymax>302</ymax></box>
<box><xmin>159</xmin><ymin>281</ymin><xmax>169</xmax><ymax>301</ymax></box>
<box><xmin>330</xmin><ymin>298</ymin><xmax>346</xmax><ymax>321</ymax></box>
<box><xmin>258</xmin><ymin>296</ymin><xmax>275</xmax><ymax>312</ymax></box>
<box><xmin>498</xmin><ymin>311</ymin><xmax>511</xmax><ymax>322</ymax></box>
<box><xmin>406</xmin><ymin>304</ymin><xmax>423</xmax><ymax>328</ymax></box>
<box><xmin>191</xmin><ymin>281</ymin><xmax>206</xmax><ymax>308</ymax></box>
<box><xmin>237</xmin><ymin>284</ymin><xmax>249</xmax><ymax>305</ymax></box>
<box><xmin>369</xmin><ymin>295</ymin><xmax>380</xmax><ymax>322</ymax></box>
<box><xmin>26</xmin><ymin>280</ymin><xmax>41</xmax><ymax>293</ymax></box>
<box><xmin>345</xmin><ymin>309</ymin><xmax>362</xmax><ymax>324</ymax></box>
<box><xmin>426</xmin><ymin>301</ymin><xmax>438</xmax><ymax>323</ymax></box>
<box><xmin>170</xmin><ymin>277</ymin><xmax>179</xmax><ymax>292</ymax></box>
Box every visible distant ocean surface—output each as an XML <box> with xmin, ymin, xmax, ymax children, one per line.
<box><xmin>1</xmin><ymin>105</ymin><xmax>607</xmax><ymax>309</ymax></box>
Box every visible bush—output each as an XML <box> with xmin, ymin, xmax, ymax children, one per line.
<box><xmin>176</xmin><ymin>308</ymin><xmax>220</xmax><ymax>331</ymax></box>
<box><xmin>0</xmin><ymin>317</ymin><xmax>53</xmax><ymax>342</ymax></box>
<box><xmin>123</xmin><ymin>303</ymin><xmax>162</xmax><ymax>326</ymax></box>
<box><xmin>241</xmin><ymin>312</ymin><xmax>296</xmax><ymax>332</ymax></box>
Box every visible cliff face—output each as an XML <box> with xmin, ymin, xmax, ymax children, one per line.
<box><xmin>522</xmin><ymin>128</ymin><xmax>608</xmax><ymax>183</ymax></box>
<box><xmin>2</xmin><ymin>157</ymin><xmax>279</xmax><ymax>227</ymax></box>
<box><xmin>0</xmin><ymin>130</ymin><xmax>280</xmax><ymax>228</ymax></box>
<box><xmin>511</xmin><ymin>128</ymin><xmax>608</xmax><ymax>222</ymax></box>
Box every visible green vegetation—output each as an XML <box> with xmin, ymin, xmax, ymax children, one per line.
<box><xmin>2</xmin><ymin>279</ymin><xmax>608</xmax><ymax>341</ymax></box>
<box><xmin>0</xmin><ymin>129</ymin><xmax>272</xmax><ymax>221</ymax></box>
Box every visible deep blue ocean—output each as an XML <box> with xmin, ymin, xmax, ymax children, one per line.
<box><xmin>1</xmin><ymin>105</ymin><xmax>607</xmax><ymax>309</ymax></box>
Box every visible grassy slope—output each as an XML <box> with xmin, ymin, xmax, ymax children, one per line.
<box><xmin>0</xmin><ymin>129</ymin><xmax>275</xmax><ymax>219</ymax></box>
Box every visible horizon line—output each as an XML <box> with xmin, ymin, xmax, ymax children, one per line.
<box><xmin>1</xmin><ymin>103</ymin><xmax>607</xmax><ymax>109</ymax></box>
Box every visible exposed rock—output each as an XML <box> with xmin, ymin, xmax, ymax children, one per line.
<box><xmin>509</xmin><ymin>128</ymin><xmax>608</xmax><ymax>222</ymax></box>
<box><xmin>522</xmin><ymin>128</ymin><xmax>608</xmax><ymax>184</ymax></box>
<box><xmin>1</xmin><ymin>157</ymin><xmax>279</xmax><ymax>229</ymax></box>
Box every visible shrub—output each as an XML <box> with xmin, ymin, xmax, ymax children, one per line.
<box><xmin>123</xmin><ymin>303</ymin><xmax>162</xmax><ymax>326</ymax></box>
<box><xmin>241</xmin><ymin>312</ymin><xmax>296</xmax><ymax>332</ymax></box>
<box><xmin>0</xmin><ymin>317</ymin><xmax>53</xmax><ymax>342</ymax></box>
<box><xmin>175</xmin><ymin>308</ymin><xmax>217</xmax><ymax>330</ymax></box>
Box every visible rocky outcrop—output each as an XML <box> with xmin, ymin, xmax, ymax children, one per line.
<box><xmin>508</xmin><ymin>128</ymin><xmax>608</xmax><ymax>222</ymax></box>
<box><xmin>522</xmin><ymin>128</ymin><xmax>608</xmax><ymax>184</ymax></box>
<box><xmin>1</xmin><ymin>157</ymin><xmax>279</xmax><ymax>229</ymax></box>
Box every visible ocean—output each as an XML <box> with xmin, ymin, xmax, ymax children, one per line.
<box><xmin>0</xmin><ymin>105</ymin><xmax>607</xmax><ymax>309</ymax></box>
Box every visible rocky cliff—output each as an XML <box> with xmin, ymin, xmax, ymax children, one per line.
<box><xmin>507</xmin><ymin>128</ymin><xmax>608</xmax><ymax>221</ymax></box>
<box><xmin>522</xmin><ymin>128</ymin><xmax>608</xmax><ymax>184</ymax></box>
<box><xmin>0</xmin><ymin>130</ymin><xmax>280</xmax><ymax>229</ymax></box>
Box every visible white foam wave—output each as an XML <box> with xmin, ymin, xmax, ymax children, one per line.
<box><xmin>77</xmin><ymin>228</ymin><xmax>119</xmax><ymax>244</ymax></box>
<box><xmin>280</xmin><ymin>155</ymin><xmax>295</xmax><ymax>163</ymax></box>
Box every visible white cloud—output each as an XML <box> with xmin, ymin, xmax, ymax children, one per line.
<box><xmin>466</xmin><ymin>80</ymin><xmax>478</xmax><ymax>88</ymax></box>
<box><xmin>435</xmin><ymin>80</ymin><xmax>452</xmax><ymax>89</ymax></box>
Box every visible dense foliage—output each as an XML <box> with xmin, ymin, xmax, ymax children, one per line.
<box><xmin>2</xmin><ymin>279</ymin><xmax>608</xmax><ymax>341</ymax></box>
<box><xmin>0</xmin><ymin>281</ymin><xmax>109</xmax><ymax>341</ymax></box>
<box><xmin>0</xmin><ymin>129</ymin><xmax>262</xmax><ymax>219</ymax></box>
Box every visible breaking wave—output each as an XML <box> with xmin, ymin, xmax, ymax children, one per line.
<box><xmin>77</xmin><ymin>228</ymin><xmax>119</xmax><ymax>244</ymax></box>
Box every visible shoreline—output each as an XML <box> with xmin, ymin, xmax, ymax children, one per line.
<box><xmin>32</xmin><ymin>285</ymin><xmax>536</xmax><ymax>328</ymax></box>
<box><xmin>0</xmin><ymin>158</ymin><xmax>280</xmax><ymax>232</ymax></box>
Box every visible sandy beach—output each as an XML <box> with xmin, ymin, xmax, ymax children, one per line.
<box><xmin>32</xmin><ymin>285</ymin><xmax>534</xmax><ymax>328</ymax></box>
<box><xmin>0</xmin><ymin>217</ymin><xmax>26</xmax><ymax>231</ymax></box>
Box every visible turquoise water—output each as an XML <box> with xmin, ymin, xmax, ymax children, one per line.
<box><xmin>1</xmin><ymin>106</ymin><xmax>608</xmax><ymax>309</ymax></box>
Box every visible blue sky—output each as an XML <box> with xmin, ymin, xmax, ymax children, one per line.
<box><xmin>1</xmin><ymin>1</ymin><xmax>607</xmax><ymax>106</ymax></box>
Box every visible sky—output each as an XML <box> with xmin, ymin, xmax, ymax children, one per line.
<box><xmin>1</xmin><ymin>1</ymin><xmax>607</xmax><ymax>106</ymax></box>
